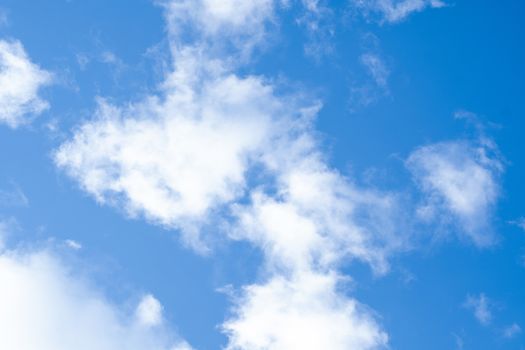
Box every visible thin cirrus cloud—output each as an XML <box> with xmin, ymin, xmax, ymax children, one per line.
<box><xmin>0</xmin><ymin>184</ymin><xmax>29</xmax><ymax>207</ymax></box>
<box><xmin>53</xmin><ymin>0</ymin><xmax>415</xmax><ymax>348</ymax></box>
<box><xmin>503</xmin><ymin>323</ymin><xmax>522</xmax><ymax>339</ymax></box>
<box><xmin>464</xmin><ymin>293</ymin><xmax>492</xmax><ymax>326</ymax></box>
<box><xmin>406</xmin><ymin>136</ymin><xmax>503</xmax><ymax>247</ymax></box>
<box><xmin>360</xmin><ymin>53</ymin><xmax>389</xmax><ymax>88</ymax></box>
<box><xmin>0</xmin><ymin>39</ymin><xmax>52</xmax><ymax>128</ymax></box>
<box><xmin>0</xmin><ymin>226</ymin><xmax>192</xmax><ymax>350</ymax></box>
<box><xmin>351</xmin><ymin>0</ymin><xmax>446</xmax><ymax>23</ymax></box>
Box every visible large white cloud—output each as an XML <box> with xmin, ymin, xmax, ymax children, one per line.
<box><xmin>0</xmin><ymin>228</ymin><xmax>192</xmax><ymax>350</ymax></box>
<box><xmin>0</xmin><ymin>39</ymin><xmax>52</xmax><ymax>128</ymax></box>
<box><xmin>55</xmin><ymin>72</ymin><xmax>296</xmax><ymax>249</ymax></box>
<box><xmin>407</xmin><ymin>139</ymin><xmax>502</xmax><ymax>246</ymax></box>
<box><xmin>54</xmin><ymin>1</ymin><xmax>408</xmax><ymax>348</ymax></box>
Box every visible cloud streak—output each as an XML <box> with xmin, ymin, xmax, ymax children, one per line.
<box><xmin>352</xmin><ymin>0</ymin><xmax>445</xmax><ymax>23</ymax></box>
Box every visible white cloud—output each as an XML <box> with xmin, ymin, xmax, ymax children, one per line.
<box><xmin>503</xmin><ymin>323</ymin><xmax>521</xmax><ymax>339</ymax></box>
<box><xmin>223</xmin><ymin>271</ymin><xmax>387</xmax><ymax>350</ymax></box>
<box><xmin>352</xmin><ymin>0</ymin><xmax>446</xmax><ymax>23</ymax></box>
<box><xmin>407</xmin><ymin>139</ymin><xmax>502</xmax><ymax>246</ymax></box>
<box><xmin>55</xmin><ymin>1</ymin><xmax>404</xmax><ymax>348</ymax></box>
<box><xmin>231</xmin><ymin>156</ymin><xmax>403</xmax><ymax>274</ymax></box>
<box><xmin>136</xmin><ymin>294</ymin><xmax>164</xmax><ymax>327</ymax></box>
<box><xmin>0</xmin><ymin>233</ymin><xmax>192</xmax><ymax>350</ymax></box>
<box><xmin>159</xmin><ymin>0</ymin><xmax>278</xmax><ymax>60</ymax></box>
<box><xmin>464</xmin><ymin>293</ymin><xmax>492</xmax><ymax>326</ymax></box>
<box><xmin>54</xmin><ymin>75</ymin><xmax>283</xmax><ymax>249</ymax></box>
<box><xmin>0</xmin><ymin>39</ymin><xmax>52</xmax><ymax>128</ymax></box>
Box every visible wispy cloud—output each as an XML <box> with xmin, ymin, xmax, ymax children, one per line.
<box><xmin>360</xmin><ymin>53</ymin><xmax>389</xmax><ymax>88</ymax></box>
<box><xmin>503</xmin><ymin>323</ymin><xmax>521</xmax><ymax>339</ymax></box>
<box><xmin>0</xmin><ymin>39</ymin><xmax>52</xmax><ymax>128</ymax></box>
<box><xmin>407</xmin><ymin>134</ymin><xmax>503</xmax><ymax>246</ymax></box>
<box><xmin>0</xmin><ymin>185</ymin><xmax>29</xmax><ymax>207</ymax></box>
<box><xmin>349</xmin><ymin>34</ymin><xmax>391</xmax><ymax>110</ymax></box>
<box><xmin>509</xmin><ymin>217</ymin><xmax>525</xmax><ymax>231</ymax></box>
<box><xmin>351</xmin><ymin>0</ymin><xmax>446</xmax><ymax>23</ymax></box>
<box><xmin>64</xmin><ymin>239</ymin><xmax>82</xmax><ymax>250</ymax></box>
<box><xmin>464</xmin><ymin>293</ymin><xmax>492</xmax><ymax>326</ymax></box>
<box><xmin>0</xmin><ymin>8</ymin><xmax>8</xmax><ymax>27</ymax></box>
<box><xmin>296</xmin><ymin>0</ymin><xmax>336</xmax><ymax>60</ymax></box>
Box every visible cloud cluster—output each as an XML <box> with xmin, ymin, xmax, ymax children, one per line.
<box><xmin>54</xmin><ymin>1</ymin><xmax>406</xmax><ymax>348</ymax></box>
<box><xmin>0</xmin><ymin>227</ymin><xmax>191</xmax><ymax>350</ymax></box>
<box><xmin>54</xmin><ymin>1</ymin><xmax>503</xmax><ymax>349</ymax></box>
<box><xmin>0</xmin><ymin>39</ymin><xmax>52</xmax><ymax>128</ymax></box>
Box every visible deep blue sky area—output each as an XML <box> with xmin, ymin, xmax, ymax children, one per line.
<box><xmin>0</xmin><ymin>1</ymin><xmax>524</xmax><ymax>350</ymax></box>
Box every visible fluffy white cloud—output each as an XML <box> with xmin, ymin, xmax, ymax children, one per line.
<box><xmin>0</xmin><ymin>39</ymin><xmax>52</xmax><ymax>128</ymax></box>
<box><xmin>223</xmin><ymin>271</ymin><xmax>387</xmax><ymax>350</ymax></box>
<box><xmin>55</xmin><ymin>74</ymin><xmax>288</xmax><ymax>249</ymax></box>
<box><xmin>55</xmin><ymin>1</ymin><xmax>401</xmax><ymax>348</ymax></box>
<box><xmin>0</xmin><ymin>239</ymin><xmax>191</xmax><ymax>350</ymax></box>
<box><xmin>352</xmin><ymin>0</ymin><xmax>445</xmax><ymax>23</ymax></box>
<box><xmin>407</xmin><ymin>140</ymin><xmax>502</xmax><ymax>246</ymax></box>
<box><xmin>231</xmin><ymin>154</ymin><xmax>403</xmax><ymax>274</ymax></box>
<box><xmin>464</xmin><ymin>293</ymin><xmax>492</xmax><ymax>326</ymax></box>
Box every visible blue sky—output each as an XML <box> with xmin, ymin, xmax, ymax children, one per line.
<box><xmin>0</xmin><ymin>1</ymin><xmax>524</xmax><ymax>349</ymax></box>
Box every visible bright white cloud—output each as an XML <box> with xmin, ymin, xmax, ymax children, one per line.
<box><xmin>223</xmin><ymin>271</ymin><xmax>387</xmax><ymax>350</ymax></box>
<box><xmin>55</xmin><ymin>1</ymin><xmax>403</xmax><ymax>348</ymax></box>
<box><xmin>55</xmin><ymin>75</ymin><xmax>284</xmax><ymax>249</ymax></box>
<box><xmin>352</xmin><ymin>0</ymin><xmax>445</xmax><ymax>23</ymax></box>
<box><xmin>0</xmin><ymin>238</ymin><xmax>191</xmax><ymax>350</ymax></box>
<box><xmin>231</xmin><ymin>155</ymin><xmax>403</xmax><ymax>274</ymax></box>
<box><xmin>0</xmin><ymin>39</ymin><xmax>52</xmax><ymax>128</ymax></box>
<box><xmin>464</xmin><ymin>293</ymin><xmax>492</xmax><ymax>326</ymax></box>
<box><xmin>407</xmin><ymin>139</ymin><xmax>502</xmax><ymax>246</ymax></box>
